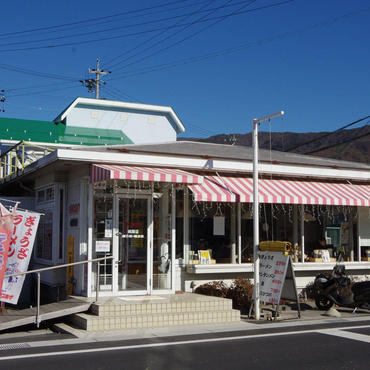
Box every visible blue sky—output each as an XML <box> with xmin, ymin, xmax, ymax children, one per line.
<box><xmin>0</xmin><ymin>0</ymin><xmax>369</xmax><ymax>138</ymax></box>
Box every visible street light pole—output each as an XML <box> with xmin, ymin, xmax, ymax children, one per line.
<box><xmin>252</xmin><ymin>110</ymin><xmax>284</xmax><ymax>320</ymax></box>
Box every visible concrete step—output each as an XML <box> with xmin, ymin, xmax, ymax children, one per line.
<box><xmin>69</xmin><ymin>309</ymin><xmax>240</xmax><ymax>331</ymax></box>
<box><xmin>90</xmin><ymin>297</ymin><xmax>232</xmax><ymax>317</ymax></box>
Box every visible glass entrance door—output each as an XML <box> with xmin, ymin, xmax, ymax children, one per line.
<box><xmin>116</xmin><ymin>196</ymin><xmax>150</xmax><ymax>293</ymax></box>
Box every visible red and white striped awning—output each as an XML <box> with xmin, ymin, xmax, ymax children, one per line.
<box><xmin>189</xmin><ymin>175</ymin><xmax>370</xmax><ymax>206</ymax></box>
<box><xmin>91</xmin><ymin>164</ymin><xmax>203</xmax><ymax>184</ymax></box>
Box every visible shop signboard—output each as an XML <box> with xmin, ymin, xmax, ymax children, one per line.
<box><xmin>258</xmin><ymin>251</ymin><xmax>289</xmax><ymax>305</ymax></box>
<box><xmin>0</xmin><ymin>203</ymin><xmax>15</xmax><ymax>296</ymax></box>
<box><xmin>256</xmin><ymin>250</ymin><xmax>300</xmax><ymax>318</ymax></box>
<box><xmin>1</xmin><ymin>210</ymin><xmax>40</xmax><ymax>304</ymax></box>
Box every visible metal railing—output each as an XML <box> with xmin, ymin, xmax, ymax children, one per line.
<box><xmin>4</xmin><ymin>255</ymin><xmax>114</xmax><ymax>327</ymax></box>
<box><xmin>0</xmin><ymin>140</ymin><xmax>55</xmax><ymax>181</ymax></box>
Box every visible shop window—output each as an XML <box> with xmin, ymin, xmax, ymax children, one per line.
<box><xmin>34</xmin><ymin>184</ymin><xmax>65</xmax><ymax>263</ymax></box>
<box><xmin>37</xmin><ymin>185</ymin><xmax>54</xmax><ymax>204</ymax></box>
<box><xmin>46</xmin><ymin>187</ymin><xmax>54</xmax><ymax>201</ymax></box>
<box><xmin>189</xmin><ymin>203</ymin><xmax>233</xmax><ymax>264</ymax></box>
<box><xmin>36</xmin><ymin>211</ymin><xmax>53</xmax><ymax>260</ymax></box>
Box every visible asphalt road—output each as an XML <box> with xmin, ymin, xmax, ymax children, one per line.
<box><xmin>0</xmin><ymin>323</ymin><xmax>369</xmax><ymax>370</ymax></box>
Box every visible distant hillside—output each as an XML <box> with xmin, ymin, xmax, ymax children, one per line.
<box><xmin>179</xmin><ymin>126</ymin><xmax>370</xmax><ymax>164</ymax></box>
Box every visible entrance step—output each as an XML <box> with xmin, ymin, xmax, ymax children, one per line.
<box><xmin>68</xmin><ymin>293</ymin><xmax>240</xmax><ymax>331</ymax></box>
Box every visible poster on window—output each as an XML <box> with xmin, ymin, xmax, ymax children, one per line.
<box><xmin>0</xmin><ymin>210</ymin><xmax>40</xmax><ymax>304</ymax></box>
<box><xmin>0</xmin><ymin>203</ymin><xmax>16</xmax><ymax>296</ymax></box>
<box><xmin>213</xmin><ymin>216</ymin><xmax>225</xmax><ymax>236</ymax></box>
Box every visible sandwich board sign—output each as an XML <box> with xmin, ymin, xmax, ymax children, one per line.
<box><xmin>254</xmin><ymin>250</ymin><xmax>301</xmax><ymax>319</ymax></box>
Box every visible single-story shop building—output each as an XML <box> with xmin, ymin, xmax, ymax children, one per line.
<box><xmin>0</xmin><ymin>97</ymin><xmax>369</xmax><ymax>300</ymax></box>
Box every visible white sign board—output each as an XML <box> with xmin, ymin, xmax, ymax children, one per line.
<box><xmin>95</xmin><ymin>240</ymin><xmax>111</xmax><ymax>253</ymax></box>
<box><xmin>213</xmin><ymin>216</ymin><xmax>225</xmax><ymax>235</ymax></box>
<box><xmin>321</xmin><ymin>250</ymin><xmax>331</xmax><ymax>262</ymax></box>
<box><xmin>257</xmin><ymin>251</ymin><xmax>289</xmax><ymax>305</ymax></box>
<box><xmin>1</xmin><ymin>210</ymin><xmax>40</xmax><ymax>304</ymax></box>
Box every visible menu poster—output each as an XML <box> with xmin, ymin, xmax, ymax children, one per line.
<box><xmin>257</xmin><ymin>251</ymin><xmax>289</xmax><ymax>305</ymax></box>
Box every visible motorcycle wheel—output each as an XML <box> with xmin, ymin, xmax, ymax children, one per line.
<box><xmin>315</xmin><ymin>294</ymin><xmax>334</xmax><ymax>310</ymax></box>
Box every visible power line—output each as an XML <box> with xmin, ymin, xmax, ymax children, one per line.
<box><xmin>284</xmin><ymin>115</ymin><xmax>370</xmax><ymax>152</ymax></box>
<box><xmin>4</xmin><ymin>81</ymin><xmax>72</xmax><ymax>93</ymax></box>
<box><xmin>103</xmin><ymin>85</ymin><xmax>144</xmax><ymax>103</ymax></box>
<box><xmin>111</xmin><ymin>0</ymin><xmax>258</xmax><ymax>74</ymax></box>
<box><xmin>0</xmin><ymin>0</ymin><xmax>196</xmax><ymax>39</ymax></box>
<box><xmin>6</xmin><ymin>83</ymin><xmax>81</xmax><ymax>98</ymax></box>
<box><xmin>0</xmin><ymin>1</ymin><xmax>294</xmax><ymax>53</ymax></box>
<box><xmin>1</xmin><ymin>1</ymin><xmax>217</xmax><ymax>41</ymax></box>
<box><xmin>104</xmin><ymin>0</ymin><xmax>219</xmax><ymax>69</ymax></box>
<box><xmin>304</xmin><ymin>127</ymin><xmax>370</xmax><ymax>155</ymax></box>
<box><xmin>0</xmin><ymin>1</ymin><xmax>253</xmax><ymax>48</ymax></box>
<box><xmin>106</xmin><ymin>5</ymin><xmax>370</xmax><ymax>81</ymax></box>
<box><xmin>0</xmin><ymin>63</ymin><xmax>78</xmax><ymax>81</ymax></box>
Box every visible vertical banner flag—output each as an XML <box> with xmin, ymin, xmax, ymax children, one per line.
<box><xmin>1</xmin><ymin>210</ymin><xmax>40</xmax><ymax>304</ymax></box>
<box><xmin>0</xmin><ymin>203</ymin><xmax>16</xmax><ymax>296</ymax></box>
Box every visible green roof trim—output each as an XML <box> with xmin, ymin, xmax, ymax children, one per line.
<box><xmin>0</xmin><ymin>117</ymin><xmax>133</xmax><ymax>146</ymax></box>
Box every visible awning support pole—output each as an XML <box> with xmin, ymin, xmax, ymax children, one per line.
<box><xmin>237</xmin><ymin>203</ymin><xmax>241</xmax><ymax>264</ymax></box>
<box><xmin>252</xmin><ymin>111</ymin><xmax>284</xmax><ymax>321</ymax></box>
<box><xmin>301</xmin><ymin>204</ymin><xmax>305</xmax><ymax>263</ymax></box>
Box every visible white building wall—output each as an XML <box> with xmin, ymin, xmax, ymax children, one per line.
<box><xmin>65</xmin><ymin>106</ymin><xmax>178</xmax><ymax>143</ymax></box>
<box><xmin>359</xmin><ymin>207</ymin><xmax>370</xmax><ymax>250</ymax></box>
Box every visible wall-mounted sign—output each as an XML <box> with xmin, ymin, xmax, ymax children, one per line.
<box><xmin>95</xmin><ymin>240</ymin><xmax>111</xmax><ymax>253</ymax></box>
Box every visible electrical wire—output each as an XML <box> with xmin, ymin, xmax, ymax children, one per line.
<box><xmin>111</xmin><ymin>0</ymin><xmax>258</xmax><ymax>74</ymax></box>
<box><xmin>6</xmin><ymin>83</ymin><xmax>82</xmax><ymax>98</ymax></box>
<box><xmin>100</xmin><ymin>85</ymin><xmax>144</xmax><ymax>103</ymax></box>
<box><xmin>0</xmin><ymin>1</ymin><xmax>294</xmax><ymax>53</ymax></box>
<box><xmin>104</xmin><ymin>0</ymin><xmax>219</xmax><ymax>70</ymax></box>
<box><xmin>0</xmin><ymin>1</ymin><xmax>255</xmax><ymax>48</ymax></box>
<box><xmin>304</xmin><ymin>125</ymin><xmax>370</xmax><ymax>155</ymax></box>
<box><xmin>0</xmin><ymin>63</ymin><xmax>79</xmax><ymax>81</ymax></box>
<box><xmin>0</xmin><ymin>0</ymin><xmax>197</xmax><ymax>39</ymax></box>
<box><xmin>106</xmin><ymin>5</ymin><xmax>370</xmax><ymax>81</ymax></box>
<box><xmin>4</xmin><ymin>81</ymin><xmax>78</xmax><ymax>93</ymax></box>
<box><xmin>284</xmin><ymin>115</ymin><xmax>370</xmax><ymax>152</ymax></box>
<box><xmin>1</xmin><ymin>1</ymin><xmax>219</xmax><ymax>40</ymax></box>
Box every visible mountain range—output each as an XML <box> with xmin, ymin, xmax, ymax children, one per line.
<box><xmin>179</xmin><ymin>125</ymin><xmax>369</xmax><ymax>164</ymax></box>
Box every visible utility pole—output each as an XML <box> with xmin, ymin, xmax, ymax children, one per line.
<box><xmin>252</xmin><ymin>110</ymin><xmax>284</xmax><ymax>320</ymax></box>
<box><xmin>81</xmin><ymin>58</ymin><xmax>111</xmax><ymax>99</ymax></box>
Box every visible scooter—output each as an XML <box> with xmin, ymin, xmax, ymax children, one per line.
<box><xmin>314</xmin><ymin>264</ymin><xmax>370</xmax><ymax>311</ymax></box>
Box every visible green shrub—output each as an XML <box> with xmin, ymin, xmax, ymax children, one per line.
<box><xmin>195</xmin><ymin>279</ymin><xmax>253</xmax><ymax>314</ymax></box>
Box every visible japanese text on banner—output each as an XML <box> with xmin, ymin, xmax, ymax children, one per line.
<box><xmin>1</xmin><ymin>211</ymin><xmax>40</xmax><ymax>304</ymax></box>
